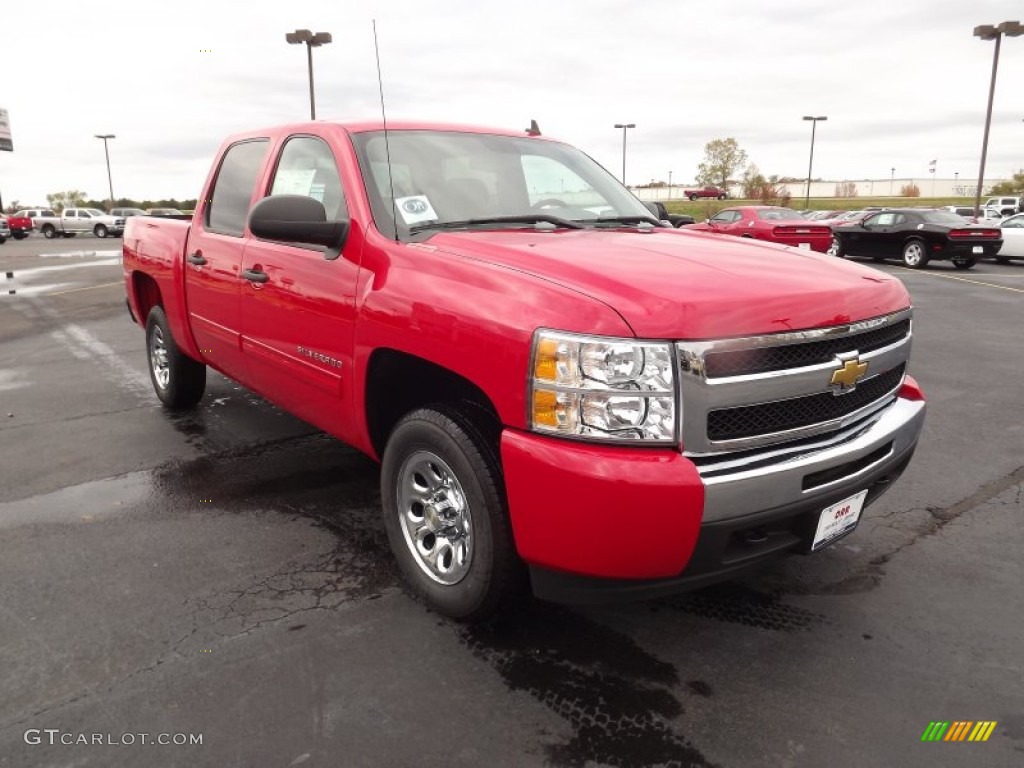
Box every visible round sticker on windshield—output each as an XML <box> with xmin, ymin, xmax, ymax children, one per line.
<box><xmin>395</xmin><ymin>195</ymin><xmax>438</xmax><ymax>225</ymax></box>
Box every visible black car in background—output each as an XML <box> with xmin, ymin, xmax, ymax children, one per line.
<box><xmin>827</xmin><ymin>208</ymin><xmax>1002</xmax><ymax>269</ymax></box>
<box><xmin>642</xmin><ymin>201</ymin><xmax>696</xmax><ymax>227</ymax></box>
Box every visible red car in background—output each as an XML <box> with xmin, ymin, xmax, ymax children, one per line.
<box><xmin>3</xmin><ymin>212</ymin><xmax>33</xmax><ymax>239</ymax></box>
<box><xmin>687</xmin><ymin>206</ymin><xmax>832</xmax><ymax>252</ymax></box>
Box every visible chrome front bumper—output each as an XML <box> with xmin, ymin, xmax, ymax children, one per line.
<box><xmin>697</xmin><ymin>397</ymin><xmax>926</xmax><ymax>523</ymax></box>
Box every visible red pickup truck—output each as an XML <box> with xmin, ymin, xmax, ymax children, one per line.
<box><xmin>3</xmin><ymin>211</ymin><xmax>33</xmax><ymax>239</ymax></box>
<box><xmin>123</xmin><ymin>120</ymin><xmax>926</xmax><ymax>621</ymax></box>
<box><xmin>683</xmin><ymin>185</ymin><xmax>728</xmax><ymax>200</ymax></box>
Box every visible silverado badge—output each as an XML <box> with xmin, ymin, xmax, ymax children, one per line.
<box><xmin>830</xmin><ymin>356</ymin><xmax>868</xmax><ymax>394</ymax></box>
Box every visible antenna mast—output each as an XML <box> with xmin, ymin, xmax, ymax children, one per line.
<box><xmin>372</xmin><ymin>20</ymin><xmax>399</xmax><ymax>243</ymax></box>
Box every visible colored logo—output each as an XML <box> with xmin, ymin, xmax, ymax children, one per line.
<box><xmin>402</xmin><ymin>199</ymin><xmax>428</xmax><ymax>214</ymax></box>
<box><xmin>830</xmin><ymin>356</ymin><xmax>869</xmax><ymax>393</ymax></box>
<box><xmin>921</xmin><ymin>721</ymin><xmax>997</xmax><ymax>742</ymax></box>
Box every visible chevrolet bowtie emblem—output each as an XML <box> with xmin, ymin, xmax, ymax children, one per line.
<box><xmin>830</xmin><ymin>357</ymin><xmax>868</xmax><ymax>393</ymax></box>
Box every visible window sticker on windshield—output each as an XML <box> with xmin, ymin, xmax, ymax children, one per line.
<box><xmin>272</xmin><ymin>168</ymin><xmax>316</xmax><ymax>197</ymax></box>
<box><xmin>395</xmin><ymin>195</ymin><xmax>438</xmax><ymax>225</ymax></box>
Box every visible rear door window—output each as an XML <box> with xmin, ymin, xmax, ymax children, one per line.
<box><xmin>206</xmin><ymin>139</ymin><xmax>269</xmax><ymax>237</ymax></box>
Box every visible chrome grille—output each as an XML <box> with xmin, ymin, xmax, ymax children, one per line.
<box><xmin>703</xmin><ymin>319</ymin><xmax>910</xmax><ymax>378</ymax></box>
<box><xmin>707</xmin><ymin>365</ymin><xmax>905</xmax><ymax>441</ymax></box>
<box><xmin>676</xmin><ymin>308</ymin><xmax>913</xmax><ymax>456</ymax></box>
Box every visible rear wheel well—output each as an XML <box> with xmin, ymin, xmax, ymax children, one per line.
<box><xmin>365</xmin><ymin>349</ymin><xmax>501</xmax><ymax>458</ymax></box>
<box><xmin>131</xmin><ymin>272</ymin><xmax>162</xmax><ymax>324</ymax></box>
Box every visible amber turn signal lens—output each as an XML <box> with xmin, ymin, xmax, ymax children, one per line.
<box><xmin>534</xmin><ymin>338</ymin><xmax>560</xmax><ymax>382</ymax></box>
<box><xmin>532</xmin><ymin>389</ymin><xmax>560</xmax><ymax>427</ymax></box>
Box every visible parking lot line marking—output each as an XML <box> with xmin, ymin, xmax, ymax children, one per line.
<box><xmin>894</xmin><ymin>268</ymin><xmax>1024</xmax><ymax>294</ymax></box>
<box><xmin>46</xmin><ymin>281</ymin><xmax>122</xmax><ymax>296</ymax></box>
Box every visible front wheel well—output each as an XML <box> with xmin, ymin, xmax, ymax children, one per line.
<box><xmin>365</xmin><ymin>349</ymin><xmax>501</xmax><ymax>459</ymax></box>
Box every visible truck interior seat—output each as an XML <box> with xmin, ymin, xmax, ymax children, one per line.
<box><xmin>446</xmin><ymin>177</ymin><xmax>493</xmax><ymax>219</ymax></box>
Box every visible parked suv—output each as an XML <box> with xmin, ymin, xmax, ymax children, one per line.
<box><xmin>984</xmin><ymin>196</ymin><xmax>1023</xmax><ymax>216</ymax></box>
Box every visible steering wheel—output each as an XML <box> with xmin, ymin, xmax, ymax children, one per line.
<box><xmin>531</xmin><ymin>198</ymin><xmax>571</xmax><ymax>210</ymax></box>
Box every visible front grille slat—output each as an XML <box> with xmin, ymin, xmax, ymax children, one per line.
<box><xmin>704</xmin><ymin>319</ymin><xmax>910</xmax><ymax>378</ymax></box>
<box><xmin>707</xmin><ymin>365</ymin><xmax>905</xmax><ymax>442</ymax></box>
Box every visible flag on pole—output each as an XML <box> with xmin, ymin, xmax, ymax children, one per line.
<box><xmin>929</xmin><ymin>158</ymin><xmax>937</xmax><ymax>174</ymax></box>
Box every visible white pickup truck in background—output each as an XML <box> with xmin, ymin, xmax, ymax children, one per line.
<box><xmin>27</xmin><ymin>207</ymin><xmax>126</xmax><ymax>239</ymax></box>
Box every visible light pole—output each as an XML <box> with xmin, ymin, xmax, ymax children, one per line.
<box><xmin>802</xmin><ymin>116</ymin><xmax>827</xmax><ymax>209</ymax></box>
<box><xmin>890</xmin><ymin>167</ymin><xmax>895</xmax><ymax>195</ymax></box>
<box><xmin>973</xmin><ymin>20</ymin><xmax>1022</xmax><ymax>214</ymax></box>
<box><xmin>94</xmin><ymin>134</ymin><xmax>115</xmax><ymax>212</ymax></box>
<box><xmin>668</xmin><ymin>170</ymin><xmax>673</xmax><ymax>199</ymax></box>
<box><xmin>286</xmin><ymin>29</ymin><xmax>332</xmax><ymax>120</ymax></box>
<box><xmin>613</xmin><ymin>123</ymin><xmax>635</xmax><ymax>185</ymax></box>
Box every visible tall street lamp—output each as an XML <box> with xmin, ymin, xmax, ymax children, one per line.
<box><xmin>668</xmin><ymin>170</ymin><xmax>673</xmax><ymax>199</ymax></box>
<box><xmin>890</xmin><ymin>167</ymin><xmax>895</xmax><ymax>195</ymax></box>
<box><xmin>286</xmin><ymin>29</ymin><xmax>332</xmax><ymax>120</ymax></box>
<box><xmin>614</xmin><ymin>123</ymin><xmax>635</xmax><ymax>185</ymax></box>
<box><xmin>94</xmin><ymin>134</ymin><xmax>115</xmax><ymax>212</ymax></box>
<box><xmin>802</xmin><ymin>116</ymin><xmax>827</xmax><ymax>210</ymax></box>
<box><xmin>973</xmin><ymin>20</ymin><xmax>1022</xmax><ymax>214</ymax></box>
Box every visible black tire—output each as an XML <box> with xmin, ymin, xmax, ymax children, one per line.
<box><xmin>0</xmin><ymin>237</ymin><xmax>6</xmax><ymax>244</ymax></box>
<box><xmin>952</xmin><ymin>258</ymin><xmax>976</xmax><ymax>270</ymax></box>
<box><xmin>94</xmin><ymin>224</ymin><xmax>108</xmax><ymax>238</ymax></box>
<box><xmin>902</xmin><ymin>239</ymin><xmax>929</xmax><ymax>269</ymax></box>
<box><xmin>145</xmin><ymin>306</ymin><xmax>206</xmax><ymax>409</ymax></box>
<box><xmin>63</xmin><ymin>232</ymin><xmax>76</xmax><ymax>238</ymax></box>
<box><xmin>718</xmin><ymin>194</ymin><xmax>727</xmax><ymax>200</ymax></box>
<box><xmin>688</xmin><ymin>193</ymin><xmax>698</xmax><ymax>201</ymax></box>
<box><xmin>381</xmin><ymin>406</ymin><xmax>520</xmax><ymax>622</ymax></box>
<box><xmin>827</xmin><ymin>235</ymin><xmax>844</xmax><ymax>258</ymax></box>
<box><xmin>13</xmin><ymin>232</ymin><xmax>26</xmax><ymax>240</ymax></box>
<box><xmin>42</xmin><ymin>224</ymin><xmax>56</xmax><ymax>239</ymax></box>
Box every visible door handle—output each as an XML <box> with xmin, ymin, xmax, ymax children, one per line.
<box><xmin>242</xmin><ymin>268</ymin><xmax>269</xmax><ymax>284</ymax></box>
<box><xmin>187</xmin><ymin>252</ymin><xmax>207</xmax><ymax>265</ymax></box>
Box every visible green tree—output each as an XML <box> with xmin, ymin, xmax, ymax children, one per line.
<box><xmin>46</xmin><ymin>190</ymin><xmax>88</xmax><ymax>211</ymax></box>
<box><xmin>741</xmin><ymin>163</ymin><xmax>767</xmax><ymax>199</ymax></box>
<box><xmin>990</xmin><ymin>170</ymin><xmax>1024</xmax><ymax>195</ymax></box>
<box><xmin>696</xmin><ymin>138</ymin><xmax>748</xmax><ymax>191</ymax></box>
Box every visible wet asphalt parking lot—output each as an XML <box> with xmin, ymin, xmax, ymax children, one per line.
<box><xmin>0</xmin><ymin>234</ymin><xmax>1022</xmax><ymax>768</ymax></box>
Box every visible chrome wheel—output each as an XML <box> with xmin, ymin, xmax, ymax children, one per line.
<box><xmin>903</xmin><ymin>240</ymin><xmax>926</xmax><ymax>268</ymax></box>
<box><xmin>149</xmin><ymin>325</ymin><xmax>170</xmax><ymax>390</ymax></box>
<box><xmin>397</xmin><ymin>451</ymin><xmax>473</xmax><ymax>585</ymax></box>
<box><xmin>827</xmin><ymin>236</ymin><xmax>841</xmax><ymax>257</ymax></box>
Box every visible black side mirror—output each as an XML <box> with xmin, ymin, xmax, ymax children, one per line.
<box><xmin>248</xmin><ymin>195</ymin><xmax>350</xmax><ymax>260</ymax></box>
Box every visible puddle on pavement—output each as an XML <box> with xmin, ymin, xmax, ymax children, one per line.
<box><xmin>0</xmin><ymin>471</ymin><xmax>154</xmax><ymax>529</ymax></box>
<box><xmin>460</xmin><ymin>602</ymin><xmax>716</xmax><ymax>768</ymax></box>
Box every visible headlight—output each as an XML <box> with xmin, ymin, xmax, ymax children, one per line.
<box><xmin>529</xmin><ymin>330</ymin><xmax>677</xmax><ymax>443</ymax></box>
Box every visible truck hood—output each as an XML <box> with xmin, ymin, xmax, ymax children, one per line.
<box><xmin>426</xmin><ymin>227</ymin><xmax>909</xmax><ymax>339</ymax></box>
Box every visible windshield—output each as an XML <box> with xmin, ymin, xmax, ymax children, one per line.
<box><xmin>920</xmin><ymin>211</ymin><xmax>972</xmax><ymax>225</ymax></box>
<box><xmin>86</xmin><ymin>209</ymin><xmax>106</xmax><ymax>216</ymax></box>
<box><xmin>350</xmin><ymin>130</ymin><xmax>655</xmax><ymax>239</ymax></box>
<box><xmin>755</xmin><ymin>208</ymin><xmax>804</xmax><ymax>221</ymax></box>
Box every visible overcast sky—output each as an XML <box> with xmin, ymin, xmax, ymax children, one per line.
<box><xmin>1</xmin><ymin>0</ymin><xmax>1022</xmax><ymax>206</ymax></box>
